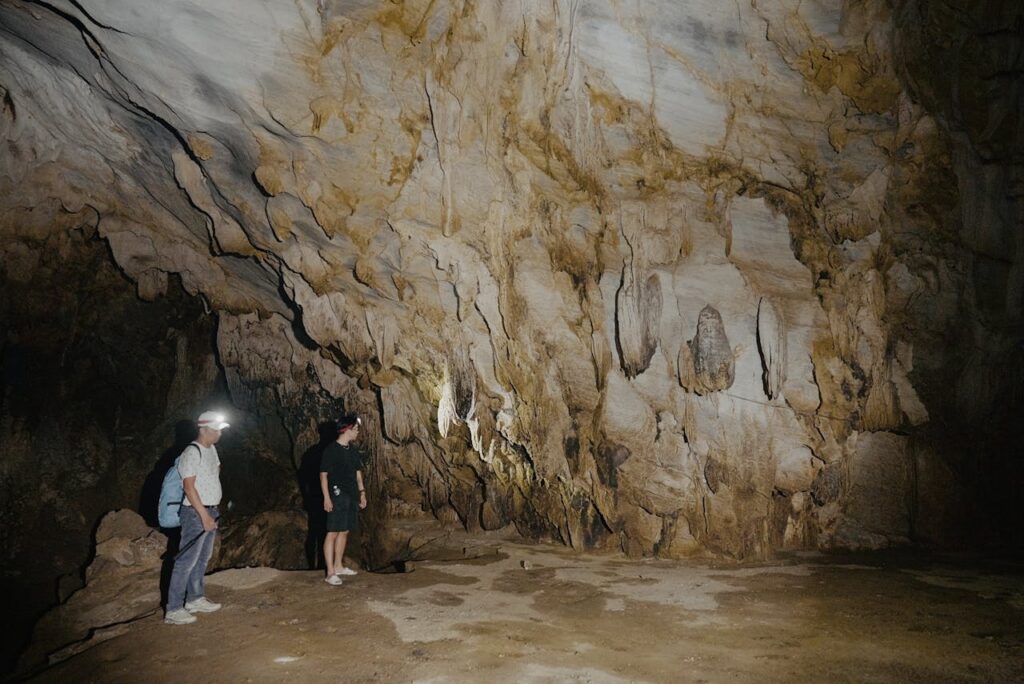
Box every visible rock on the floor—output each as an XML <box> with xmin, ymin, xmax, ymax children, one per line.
<box><xmin>17</xmin><ymin>510</ymin><xmax>166</xmax><ymax>673</ymax></box>
<box><xmin>206</xmin><ymin>567</ymin><xmax>286</xmax><ymax>591</ymax></box>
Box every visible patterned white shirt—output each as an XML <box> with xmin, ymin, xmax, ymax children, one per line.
<box><xmin>177</xmin><ymin>442</ymin><xmax>222</xmax><ymax>506</ymax></box>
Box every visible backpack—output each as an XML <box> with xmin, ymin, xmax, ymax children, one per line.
<box><xmin>158</xmin><ymin>444</ymin><xmax>200</xmax><ymax>528</ymax></box>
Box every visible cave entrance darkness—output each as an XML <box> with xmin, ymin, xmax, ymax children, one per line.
<box><xmin>0</xmin><ymin>229</ymin><xmax>319</xmax><ymax>673</ymax></box>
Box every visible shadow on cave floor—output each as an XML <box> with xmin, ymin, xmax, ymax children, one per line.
<box><xmin>16</xmin><ymin>536</ymin><xmax>1024</xmax><ymax>684</ymax></box>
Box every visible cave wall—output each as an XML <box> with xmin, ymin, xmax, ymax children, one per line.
<box><xmin>890</xmin><ymin>0</ymin><xmax>1024</xmax><ymax>551</ymax></box>
<box><xmin>0</xmin><ymin>225</ymin><xmax>217</xmax><ymax>666</ymax></box>
<box><xmin>1</xmin><ymin>0</ymin><xmax>1022</xmax><ymax>566</ymax></box>
<box><xmin>0</xmin><ymin>225</ymin><xmax>311</xmax><ymax>669</ymax></box>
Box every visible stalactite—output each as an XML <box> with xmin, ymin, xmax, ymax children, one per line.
<box><xmin>756</xmin><ymin>297</ymin><xmax>786</xmax><ymax>400</ymax></box>
<box><xmin>690</xmin><ymin>305</ymin><xmax>734</xmax><ymax>394</ymax></box>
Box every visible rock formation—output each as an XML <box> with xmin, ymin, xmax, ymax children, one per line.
<box><xmin>17</xmin><ymin>510</ymin><xmax>166</xmax><ymax>673</ymax></box>
<box><xmin>1</xmin><ymin>1</ymin><xmax>1022</xmax><ymax>660</ymax></box>
<box><xmin>688</xmin><ymin>305</ymin><xmax>735</xmax><ymax>394</ymax></box>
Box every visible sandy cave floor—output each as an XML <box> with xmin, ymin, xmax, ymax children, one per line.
<box><xmin>24</xmin><ymin>540</ymin><xmax>1024</xmax><ymax>683</ymax></box>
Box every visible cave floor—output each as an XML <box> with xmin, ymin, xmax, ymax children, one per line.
<box><xmin>26</xmin><ymin>540</ymin><xmax>1024</xmax><ymax>683</ymax></box>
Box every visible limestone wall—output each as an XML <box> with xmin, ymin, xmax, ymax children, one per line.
<box><xmin>2</xmin><ymin>0</ymin><xmax>1021</xmax><ymax>560</ymax></box>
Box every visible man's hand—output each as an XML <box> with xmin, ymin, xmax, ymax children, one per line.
<box><xmin>182</xmin><ymin>477</ymin><xmax>216</xmax><ymax>530</ymax></box>
<box><xmin>324</xmin><ymin>498</ymin><xmax>334</xmax><ymax>513</ymax></box>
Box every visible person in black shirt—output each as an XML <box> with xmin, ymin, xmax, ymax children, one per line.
<box><xmin>320</xmin><ymin>414</ymin><xmax>367</xmax><ymax>584</ymax></box>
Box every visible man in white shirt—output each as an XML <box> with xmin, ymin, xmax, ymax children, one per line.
<box><xmin>164</xmin><ymin>411</ymin><xmax>228</xmax><ymax>625</ymax></box>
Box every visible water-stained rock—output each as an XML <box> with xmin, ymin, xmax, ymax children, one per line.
<box><xmin>756</xmin><ymin>297</ymin><xmax>786</xmax><ymax>400</ymax></box>
<box><xmin>596</xmin><ymin>442</ymin><xmax>631</xmax><ymax>489</ymax></box>
<box><xmin>616</xmin><ymin>266</ymin><xmax>663</xmax><ymax>379</ymax></box>
<box><xmin>689</xmin><ymin>306</ymin><xmax>735</xmax><ymax>395</ymax></box>
<box><xmin>1</xmin><ymin>0</ymin><xmax>1022</xmax><ymax>591</ymax></box>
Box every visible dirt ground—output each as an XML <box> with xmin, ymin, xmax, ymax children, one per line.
<box><xmin>19</xmin><ymin>538</ymin><xmax>1024</xmax><ymax>683</ymax></box>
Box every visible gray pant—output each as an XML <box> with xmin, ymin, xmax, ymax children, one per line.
<box><xmin>167</xmin><ymin>505</ymin><xmax>219</xmax><ymax>610</ymax></box>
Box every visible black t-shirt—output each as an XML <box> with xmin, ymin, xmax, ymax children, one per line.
<box><xmin>320</xmin><ymin>443</ymin><xmax>363</xmax><ymax>499</ymax></box>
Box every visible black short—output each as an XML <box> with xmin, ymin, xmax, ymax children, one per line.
<box><xmin>326</xmin><ymin>495</ymin><xmax>359</xmax><ymax>532</ymax></box>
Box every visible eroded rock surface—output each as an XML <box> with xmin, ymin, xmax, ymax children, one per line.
<box><xmin>17</xmin><ymin>510</ymin><xmax>165</xmax><ymax>673</ymax></box>
<box><xmin>1</xmin><ymin>0</ymin><xmax>1022</xmax><ymax>584</ymax></box>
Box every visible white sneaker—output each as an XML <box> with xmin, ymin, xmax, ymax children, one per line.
<box><xmin>324</xmin><ymin>574</ymin><xmax>343</xmax><ymax>586</ymax></box>
<box><xmin>185</xmin><ymin>597</ymin><xmax>222</xmax><ymax>613</ymax></box>
<box><xmin>164</xmin><ymin>608</ymin><xmax>197</xmax><ymax>625</ymax></box>
<box><xmin>336</xmin><ymin>567</ymin><xmax>358</xmax><ymax>576</ymax></box>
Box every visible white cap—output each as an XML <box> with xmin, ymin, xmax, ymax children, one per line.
<box><xmin>197</xmin><ymin>411</ymin><xmax>230</xmax><ymax>430</ymax></box>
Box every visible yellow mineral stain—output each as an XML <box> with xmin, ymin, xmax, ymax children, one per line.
<box><xmin>312</xmin><ymin>199</ymin><xmax>348</xmax><ymax>237</ymax></box>
<box><xmin>388</xmin><ymin>111</ymin><xmax>425</xmax><ymax>186</ymax></box>
<box><xmin>309</xmin><ymin>96</ymin><xmax>345</xmax><ymax>134</ymax></box>
<box><xmin>587</xmin><ymin>89</ymin><xmax>630</xmax><ymax>126</ymax></box>
<box><xmin>267</xmin><ymin>205</ymin><xmax>293</xmax><ymax>242</ymax></box>
<box><xmin>585</xmin><ymin>84</ymin><xmax>727</xmax><ymax>196</ymax></box>
<box><xmin>254</xmin><ymin>138</ymin><xmax>291</xmax><ymax>197</ymax></box>
<box><xmin>353</xmin><ymin>256</ymin><xmax>383</xmax><ymax>292</ymax></box>
<box><xmin>186</xmin><ymin>133</ymin><xmax>215</xmax><ymax>160</ymax></box>
<box><xmin>254</xmin><ymin>165</ymin><xmax>284</xmax><ymax>196</ymax></box>
<box><xmin>799</xmin><ymin>42</ymin><xmax>900</xmax><ymax>115</ymax></box>
<box><xmin>391</xmin><ymin>272</ymin><xmax>411</xmax><ymax>301</ymax></box>
<box><xmin>375</xmin><ymin>0</ymin><xmax>437</xmax><ymax>45</ymax></box>
<box><xmin>318</xmin><ymin>17</ymin><xmax>350</xmax><ymax>57</ymax></box>
<box><xmin>516</xmin><ymin>120</ymin><xmax>605</xmax><ymax>202</ymax></box>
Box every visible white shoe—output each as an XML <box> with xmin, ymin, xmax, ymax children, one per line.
<box><xmin>324</xmin><ymin>574</ymin><xmax>343</xmax><ymax>586</ymax></box>
<box><xmin>185</xmin><ymin>597</ymin><xmax>222</xmax><ymax>613</ymax></box>
<box><xmin>164</xmin><ymin>608</ymin><xmax>197</xmax><ymax>625</ymax></box>
<box><xmin>336</xmin><ymin>567</ymin><xmax>358</xmax><ymax>576</ymax></box>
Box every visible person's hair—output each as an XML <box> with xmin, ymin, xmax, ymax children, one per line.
<box><xmin>338</xmin><ymin>414</ymin><xmax>361</xmax><ymax>434</ymax></box>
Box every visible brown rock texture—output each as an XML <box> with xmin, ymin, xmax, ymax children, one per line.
<box><xmin>17</xmin><ymin>510</ymin><xmax>166</xmax><ymax>673</ymax></box>
<box><xmin>0</xmin><ymin>0</ymin><xmax>1021</xmax><ymax>598</ymax></box>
